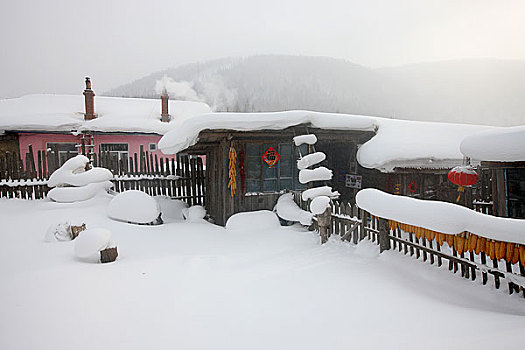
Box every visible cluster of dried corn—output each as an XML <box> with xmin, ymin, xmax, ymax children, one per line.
<box><xmin>389</xmin><ymin>220</ymin><xmax>525</xmax><ymax>266</ymax></box>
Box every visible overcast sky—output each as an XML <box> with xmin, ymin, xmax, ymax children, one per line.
<box><xmin>1</xmin><ymin>0</ymin><xmax>524</xmax><ymax>98</ymax></box>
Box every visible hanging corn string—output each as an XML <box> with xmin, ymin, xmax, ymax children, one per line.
<box><xmin>228</xmin><ymin>146</ymin><xmax>237</xmax><ymax>198</ymax></box>
<box><xmin>388</xmin><ymin>219</ymin><xmax>525</xmax><ymax>266</ymax></box>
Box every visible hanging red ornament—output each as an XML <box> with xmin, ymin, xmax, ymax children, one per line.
<box><xmin>448</xmin><ymin>165</ymin><xmax>479</xmax><ymax>203</ymax></box>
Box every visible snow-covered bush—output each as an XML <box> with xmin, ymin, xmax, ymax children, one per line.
<box><xmin>225</xmin><ymin>210</ymin><xmax>281</xmax><ymax>231</ymax></box>
<box><xmin>108</xmin><ymin>190</ymin><xmax>162</xmax><ymax>225</ymax></box>
<box><xmin>47</xmin><ymin>155</ymin><xmax>113</xmax><ymax>203</ymax></box>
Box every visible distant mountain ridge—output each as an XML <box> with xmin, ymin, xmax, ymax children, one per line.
<box><xmin>106</xmin><ymin>55</ymin><xmax>525</xmax><ymax>126</ymax></box>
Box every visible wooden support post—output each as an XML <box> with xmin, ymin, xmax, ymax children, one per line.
<box><xmin>317</xmin><ymin>207</ymin><xmax>331</xmax><ymax>244</ymax></box>
<box><xmin>378</xmin><ymin>218</ymin><xmax>391</xmax><ymax>253</ymax></box>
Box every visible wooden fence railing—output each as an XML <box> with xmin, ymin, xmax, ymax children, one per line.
<box><xmin>293</xmin><ymin>193</ymin><xmax>525</xmax><ymax>298</ymax></box>
<box><xmin>0</xmin><ymin>147</ymin><xmax>205</xmax><ymax>206</ymax></box>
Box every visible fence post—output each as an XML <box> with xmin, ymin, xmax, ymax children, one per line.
<box><xmin>318</xmin><ymin>207</ymin><xmax>331</xmax><ymax>244</ymax></box>
<box><xmin>378</xmin><ymin>217</ymin><xmax>391</xmax><ymax>253</ymax></box>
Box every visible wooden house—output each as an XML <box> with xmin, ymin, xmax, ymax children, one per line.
<box><xmin>159</xmin><ymin>111</ymin><xmax>494</xmax><ymax>225</ymax></box>
<box><xmin>461</xmin><ymin>126</ymin><xmax>525</xmax><ymax>218</ymax></box>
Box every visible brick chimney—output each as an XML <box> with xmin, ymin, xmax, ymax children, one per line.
<box><xmin>161</xmin><ymin>89</ymin><xmax>170</xmax><ymax>122</ymax></box>
<box><xmin>83</xmin><ymin>77</ymin><xmax>96</xmax><ymax>120</ymax></box>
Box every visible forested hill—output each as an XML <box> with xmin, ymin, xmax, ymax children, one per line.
<box><xmin>106</xmin><ymin>55</ymin><xmax>525</xmax><ymax>126</ymax></box>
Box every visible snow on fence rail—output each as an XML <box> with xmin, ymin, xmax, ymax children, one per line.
<box><xmin>293</xmin><ymin>191</ymin><xmax>525</xmax><ymax>297</ymax></box>
<box><xmin>0</xmin><ymin>147</ymin><xmax>205</xmax><ymax>205</ymax></box>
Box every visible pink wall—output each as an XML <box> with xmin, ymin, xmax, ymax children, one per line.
<box><xmin>18</xmin><ymin>133</ymin><xmax>175</xmax><ymax>166</ymax></box>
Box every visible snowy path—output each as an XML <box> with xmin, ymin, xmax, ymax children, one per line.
<box><xmin>1</xmin><ymin>196</ymin><xmax>525</xmax><ymax>350</ymax></box>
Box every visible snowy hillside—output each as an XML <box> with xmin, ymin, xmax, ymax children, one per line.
<box><xmin>106</xmin><ymin>55</ymin><xmax>525</xmax><ymax>126</ymax></box>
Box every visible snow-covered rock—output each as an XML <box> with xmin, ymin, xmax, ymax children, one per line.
<box><xmin>156</xmin><ymin>196</ymin><xmax>188</xmax><ymax>221</ymax></box>
<box><xmin>293</xmin><ymin>134</ymin><xmax>317</xmax><ymax>146</ymax></box>
<box><xmin>108</xmin><ymin>190</ymin><xmax>161</xmax><ymax>224</ymax></box>
<box><xmin>274</xmin><ymin>193</ymin><xmax>313</xmax><ymax>226</ymax></box>
<box><xmin>74</xmin><ymin>228</ymin><xmax>112</xmax><ymax>261</ymax></box>
<box><xmin>225</xmin><ymin>210</ymin><xmax>281</xmax><ymax>231</ymax></box>
<box><xmin>356</xmin><ymin>188</ymin><xmax>525</xmax><ymax>245</ymax></box>
<box><xmin>301</xmin><ymin>186</ymin><xmax>340</xmax><ymax>201</ymax></box>
<box><xmin>297</xmin><ymin>152</ymin><xmax>326</xmax><ymax>170</ymax></box>
<box><xmin>310</xmin><ymin>196</ymin><xmax>331</xmax><ymax>215</ymax></box>
<box><xmin>47</xmin><ymin>181</ymin><xmax>113</xmax><ymax>203</ymax></box>
<box><xmin>299</xmin><ymin>167</ymin><xmax>333</xmax><ymax>184</ymax></box>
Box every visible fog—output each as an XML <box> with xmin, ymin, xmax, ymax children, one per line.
<box><xmin>1</xmin><ymin>0</ymin><xmax>525</xmax><ymax>124</ymax></box>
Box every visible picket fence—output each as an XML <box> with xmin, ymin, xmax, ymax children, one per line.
<box><xmin>0</xmin><ymin>146</ymin><xmax>205</xmax><ymax>206</ymax></box>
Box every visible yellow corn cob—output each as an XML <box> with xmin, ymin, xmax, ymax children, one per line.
<box><xmin>475</xmin><ymin>236</ymin><xmax>486</xmax><ymax>255</ymax></box>
<box><xmin>488</xmin><ymin>240</ymin><xmax>496</xmax><ymax>260</ymax></box>
<box><xmin>495</xmin><ymin>241</ymin><xmax>507</xmax><ymax>261</ymax></box>
<box><xmin>506</xmin><ymin>243</ymin><xmax>515</xmax><ymax>263</ymax></box>
<box><xmin>436</xmin><ymin>232</ymin><xmax>445</xmax><ymax>246</ymax></box>
<box><xmin>520</xmin><ymin>245</ymin><xmax>525</xmax><ymax>266</ymax></box>
<box><xmin>512</xmin><ymin>244</ymin><xmax>520</xmax><ymax>264</ymax></box>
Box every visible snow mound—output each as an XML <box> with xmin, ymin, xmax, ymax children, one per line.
<box><xmin>310</xmin><ymin>196</ymin><xmax>331</xmax><ymax>215</ymax></box>
<box><xmin>108</xmin><ymin>190</ymin><xmax>161</xmax><ymax>224</ymax></box>
<box><xmin>301</xmin><ymin>186</ymin><xmax>340</xmax><ymax>201</ymax></box>
<box><xmin>225</xmin><ymin>210</ymin><xmax>281</xmax><ymax>231</ymax></box>
<box><xmin>156</xmin><ymin>197</ymin><xmax>188</xmax><ymax>221</ymax></box>
<box><xmin>299</xmin><ymin>167</ymin><xmax>333</xmax><ymax>184</ymax></box>
<box><xmin>274</xmin><ymin>193</ymin><xmax>313</xmax><ymax>226</ymax></box>
<box><xmin>48</xmin><ymin>155</ymin><xmax>113</xmax><ymax>187</ymax></box>
<box><xmin>297</xmin><ymin>152</ymin><xmax>326</xmax><ymax>170</ymax></box>
<box><xmin>74</xmin><ymin>228</ymin><xmax>112</xmax><ymax>260</ymax></box>
<box><xmin>47</xmin><ymin>181</ymin><xmax>113</xmax><ymax>203</ymax></box>
<box><xmin>460</xmin><ymin>125</ymin><xmax>525</xmax><ymax>162</ymax></box>
<box><xmin>356</xmin><ymin>188</ymin><xmax>525</xmax><ymax>244</ymax></box>
<box><xmin>183</xmin><ymin>205</ymin><xmax>207</xmax><ymax>222</ymax></box>
<box><xmin>354</xmin><ymin>239</ymin><xmax>380</xmax><ymax>258</ymax></box>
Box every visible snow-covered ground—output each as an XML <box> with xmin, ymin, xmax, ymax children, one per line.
<box><xmin>1</xmin><ymin>195</ymin><xmax>525</xmax><ymax>350</ymax></box>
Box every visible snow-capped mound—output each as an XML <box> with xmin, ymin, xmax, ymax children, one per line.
<box><xmin>156</xmin><ymin>197</ymin><xmax>188</xmax><ymax>221</ymax></box>
<box><xmin>183</xmin><ymin>205</ymin><xmax>207</xmax><ymax>222</ymax></box>
<box><xmin>225</xmin><ymin>210</ymin><xmax>281</xmax><ymax>231</ymax></box>
<box><xmin>108</xmin><ymin>190</ymin><xmax>161</xmax><ymax>224</ymax></box>
<box><xmin>297</xmin><ymin>152</ymin><xmax>326</xmax><ymax>170</ymax></box>
<box><xmin>299</xmin><ymin>167</ymin><xmax>333</xmax><ymax>184</ymax></box>
<box><xmin>310</xmin><ymin>196</ymin><xmax>331</xmax><ymax>215</ymax></box>
<box><xmin>301</xmin><ymin>186</ymin><xmax>340</xmax><ymax>201</ymax></box>
<box><xmin>47</xmin><ymin>181</ymin><xmax>113</xmax><ymax>203</ymax></box>
<box><xmin>47</xmin><ymin>155</ymin><xmax>112</xmax><ymax>187</ymax></box>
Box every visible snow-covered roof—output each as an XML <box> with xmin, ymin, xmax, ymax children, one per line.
<box><xmin>460</xmin><ymin>125</ymin><xmax>525</xmax><ymax>162</ymax></box>
<box><xmin>157</xmin><ymin>110</ymin><xmax>494</xmax><ymax>171</ymax></box>
<box><xmin>0</xmin><ymin>94</ymin><xmax>211</xmax><ymax>134</ymax></box>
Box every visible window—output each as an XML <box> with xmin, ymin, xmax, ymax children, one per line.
<box><xmin>149</xmin><ymin>143</ymin><xmax>157</xmax><ymax>152</ymax></box>
<box><xmin>46</xmin><ymin>143</ymin><xmax>78</xmax><ymax>166</ymax></box>
<box><xmin>100</xmin><ymin>143</ymin><xmax>129</xmax><ymax>169</ymax></box>
<box><xmin>245</xmin><ymin>143</ymin><xmax>307</xmax><ymax>193</ymax></box>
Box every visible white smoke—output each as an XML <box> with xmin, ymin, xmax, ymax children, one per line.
<box><xmin>154</xmin><ymin>75</ymin><xmax>203</xmax><ymax>102</ymax></box>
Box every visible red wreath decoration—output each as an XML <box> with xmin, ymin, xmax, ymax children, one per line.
<box><xmin>408</xmin><ymin>181</ymin><xmax>418</xmax><ymax>194</ymax></box>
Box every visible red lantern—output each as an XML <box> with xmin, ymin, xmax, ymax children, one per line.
<box><xmin>448</xmin><ymin>166</ymin><xmax>479</xmax><ymax>187</ymax></box>
<box><xmin>448</xmin><ymin>165</ymin><xmax>478</xmax><ymax>203</ymax></box>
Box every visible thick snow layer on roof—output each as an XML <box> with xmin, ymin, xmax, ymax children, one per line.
<box><xmin>460</xmin><ymin>125</ymin><xmax>525</xmax><ymax>162</ymax></box>
<box><xmin>158</xmin><ymin>111</ymin><xmax>494</xmax><ymax>171</ymax></box>
<box><xmin>356</xmin><ymin>189</ymin><xmax>525</xmax><ymax>245</ymax></box>
<box><xmin>0</xmin><ymin>94</ymin><xmax>211</xmax><ymax>134</ymax></box>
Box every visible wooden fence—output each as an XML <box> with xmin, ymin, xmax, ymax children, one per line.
<box><xmin>0</xmin><ymin>146</ymin><xmax>205</xmax><ymax>206</ymax></box>
<box><xmin>294</xmin><ymin>193</ymin><xmax>525</xmax><ymax>298</ymax></box>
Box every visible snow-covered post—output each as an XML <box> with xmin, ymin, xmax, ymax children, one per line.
<box><xmin>317</xmin><ymin>207</ymin><xmax>331</xmax><ymax>244</ymax></box>
<box><xmin>294</xmin><ymin>134</ymin><xmax>337</xmax><ymax>244</ymax></box>
<box><xmin>378</xmin><ymin>217</ymin><xmax>391</xmax><ymax>253</ymax></box>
